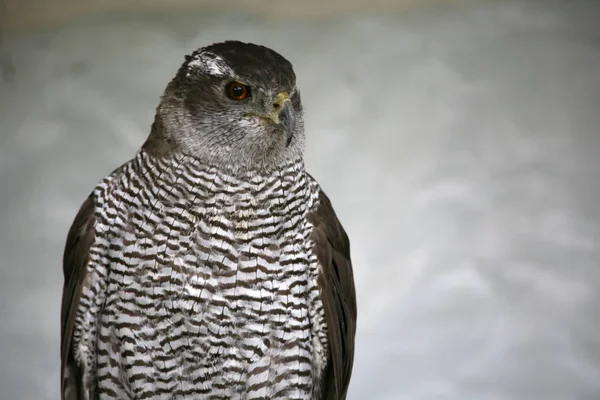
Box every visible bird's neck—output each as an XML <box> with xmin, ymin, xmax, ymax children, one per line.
<box><xmin>129</xmin><ymin>149</ymin><xmax>314</xmax><ymax>213</ymax></box>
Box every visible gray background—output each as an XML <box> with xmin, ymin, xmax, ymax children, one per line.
<box><xmin>1</xmin><ymin>0</ymin><xmax>600</xmax><ymax>399</ymax></box>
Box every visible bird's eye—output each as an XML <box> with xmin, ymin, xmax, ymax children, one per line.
<box><xmin>226</xmin><ymin>82</ymin><xmax>250</xmax><ymax>101</ymax></box>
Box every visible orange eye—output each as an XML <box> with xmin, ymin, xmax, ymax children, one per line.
<box><xmin>226</xmin><ymin>82</ymin><xmax>250</xmax><ymax>101</ymax></box>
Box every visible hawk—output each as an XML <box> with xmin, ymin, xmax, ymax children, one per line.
<box><xmin>61</xmin><ymin>41</ymin><xmax>357</xmax><ymax>400</ymax></box>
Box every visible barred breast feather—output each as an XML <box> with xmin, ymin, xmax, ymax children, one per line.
<box><xmin>61</xmin><ymin>149</ymin><xmax>356</xmax><ymax>400</ymax></box>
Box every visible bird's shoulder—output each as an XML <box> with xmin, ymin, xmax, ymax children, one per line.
<box><xmin>60</xmin><ymin>161</ymin><xmax>130</xmax><ymax>399</ymax></box>
<box><xmin>305</xmin><ymin>174</ymin><xmax>357</xmax><ymax>400</ymax></box>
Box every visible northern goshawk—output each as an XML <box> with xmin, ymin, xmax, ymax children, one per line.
<box><xmin>61</xmin><ymin>40</ymin><xmax>357</xmax><ymax>400</ymax></box>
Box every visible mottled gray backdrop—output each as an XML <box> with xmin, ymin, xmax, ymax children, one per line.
<box><xmin>1</xmin><ymin>1</ymin><xmax>600</xmax><ymax>399</ymax></box>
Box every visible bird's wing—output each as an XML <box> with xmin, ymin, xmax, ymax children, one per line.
<box><xmin>308</xmin><ymin>188</ymin><xmax>357</xmax><ymax>400</ymax></box>
<box><xmin>61</xmin><ymin>194</ymin><xmax>97</xmax><ymax>400</ymax></box>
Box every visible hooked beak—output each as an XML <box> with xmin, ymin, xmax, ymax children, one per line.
<box><xmin>268</xmin><ymin>92</ymin><xmax>296</xmax><ymax>147</ymax></box>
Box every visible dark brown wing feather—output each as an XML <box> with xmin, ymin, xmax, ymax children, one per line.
<box><xmin>61</xmin><ymin>195</ymin><xmax>96</xmax><ymax>400</ymax></box>
<box><xmin>309</xmin><ymin>189</ymin><xmax>357</xmax><ymax>400</ymax></box>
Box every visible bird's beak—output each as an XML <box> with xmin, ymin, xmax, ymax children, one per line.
<box><xmin>268</xmin><ymin>92</ymin><xmax>296</xmax><ymax>147</ymax></box>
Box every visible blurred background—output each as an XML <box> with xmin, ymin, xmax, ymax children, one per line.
<box><xmin>2</xmin><ymin>0</ymin><xmax>600</xmax><ymax>399</ymax></box>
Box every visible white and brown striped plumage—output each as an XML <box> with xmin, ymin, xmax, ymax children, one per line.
<box><xmin>61</xmin><ymin>41</ymin><xmax>356</xmax><ymax>400</ymax></box>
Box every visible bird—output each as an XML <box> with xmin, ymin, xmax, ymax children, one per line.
<box><xmin>60</xmin><ymin>40</ymin><xmax>357</xmax><ymax>400</ymax></box>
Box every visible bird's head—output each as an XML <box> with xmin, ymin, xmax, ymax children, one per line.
<box><xmin>146</xmin><ymin>41</ymin><xmax>304</xmax><ymax>172</ymax></box>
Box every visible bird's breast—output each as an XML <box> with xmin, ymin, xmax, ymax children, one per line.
<box><xmin>97</xmin><ymin>194</ymin><xmax>324</xmax><ymax>398</ymax></box>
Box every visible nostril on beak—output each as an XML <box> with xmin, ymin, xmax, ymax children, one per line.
<box><xmin>273</xmin><ymin>102</ymin><xmax>280</xmax><ymax>109</ymax></box>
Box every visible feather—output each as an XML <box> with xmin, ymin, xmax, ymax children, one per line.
<box><xmin>308</xmin><ymin>188</ymin><xmax>357</xmax><ymax>399</ymax></box>
<box><xmin>61</xmin><ymin>195</ymin><xmax>96</xmax><ymax>400</ymax></box>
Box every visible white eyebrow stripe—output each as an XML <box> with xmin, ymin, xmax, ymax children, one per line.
<box><xmin>188</xmin><ymin>51</ymin><xmax>233</xmax><ymax>77</ymax></box>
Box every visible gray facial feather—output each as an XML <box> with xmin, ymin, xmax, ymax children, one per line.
<box><xmin>145</xmin><ymin>41</ymin><xmax>305</xmax><ymax>173</ymax></box>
